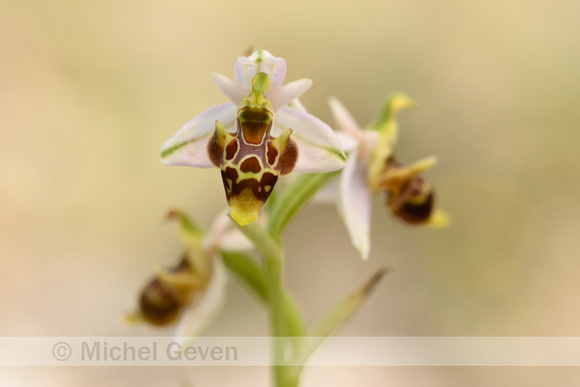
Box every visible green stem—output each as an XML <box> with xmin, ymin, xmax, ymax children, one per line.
<box><xmin>265</xmin><ymin>249</ymin><xmax>295</xmax><ymax>387</ymax></box>
<box><xmin>232</xmin><ymin>171</ymin><xmax>341</xmax><ymax>387</ymax></box>
<box><xmin>234</xmin><ymin>221</ymin><xmax>302</xmax><ymax>387</ymax></box>
<box><xmin>268</xmin><ymin>172</ymin><xmax>340</xmax><ymax>240</ymax></box>
<box><xmin>221</xmin><ymin>251</ymin><xmax>268</xmax><ymax>303</ymax></box>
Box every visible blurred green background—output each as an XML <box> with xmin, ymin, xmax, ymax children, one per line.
<box><xmin>2</xmin><ymin>0</ymin><xmax>580</xmax><ymax>385</ymax></box>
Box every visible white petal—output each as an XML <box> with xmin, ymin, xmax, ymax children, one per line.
<box><xmin>235</xmin><ymin>50</ymin><xmax>286</xmax><ymax>90</ymax></box>
<box><xmin>212</xmin><ymin>73</ymin><xmax>248</xmax><ymax>105</ymax></box>
<box><xmin>336</xmin><ymin>131</ymin><xmax>360</xmax><ymax>153</ymax></box>
<box><xmin>266</xmin><ymin>78</ymin><xmax>313</xmax><ymax>111</ymax></box>
<box><xmin>312</xmin><ymin>177</ymin><xmax>339</xmax><ymax>204</ymax></box>
<box><xmin>338</xmin><ymin>151</ymin><xmax>373</xmax><ymax>260</ymax></box>
<box><xmin>219</xmin><ymin>229</ymin><xmax>254</xmax><ymax>251</ymax></box>
<box><xmin>203</xmin><ymin>208</ymin><xmax>233</xmax><ymax>250</ymax></box>
<box><xmin>287</xmin><ymin>98</ymin><xmax>308</xmax><ymax>112</ymax></box>
<box><xmin>204</xmin><ymin>208</ymin><xmax>253</xmax><ymax>251</ymax></box>
<box><xmin>328</xmin><ymin>97</ymin><xmax>366</xmax><ymax>142</ymax></box>
<box><xmin>174</xmin><ymin>257</ymin><xmax>228</xmax><ymax>341</ymax></box>
<box><xmin>274</xmin><ymin>106</ymin><xmax>346</xmax><ymax>173</ymax></box>
<box><xmin>160</xmin><ymin>103</ymin><xmax>236</xmax><ymax>167</ymax></box>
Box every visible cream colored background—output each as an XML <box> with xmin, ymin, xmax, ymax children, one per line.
<box><xmin>2</xmin><ymin>0</ymin><xmax>580</xmax><ymax>385</ymax></box>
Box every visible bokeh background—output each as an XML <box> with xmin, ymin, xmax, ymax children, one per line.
<box><xmin>2</xmin><ymin>0</ymin><xmax>580</xmax><ymax>385</ymax></box>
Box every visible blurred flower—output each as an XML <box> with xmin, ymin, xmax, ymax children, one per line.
<box><xmin>160</xmin><ymin>50</ymin><xmax>346</xmax><ymax>225</ymax></box>
<box><xmin>329</xmin><ymin>95</ymin><xmax>449</xmax><ymax>260</ymax></box>
<box><xmin>127</xmin><ymin>209</ymin><xmax>249</xmax><ymax>339</ymax></box>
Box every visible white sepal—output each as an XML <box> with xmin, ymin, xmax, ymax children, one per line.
<box><xmin>212</xmin><ymin>73</ymin><xmax>247</xmax><ymax>105</ymax></box>
<box><xmin>338</xmin><ymin>151</ymin><xmax>373</xmax><ymax>260</ymax></box>
<box><xmin>173</xmin><ymin>256</ymin><xmax>228</xmax><ymax>342</ymax></box>
<box><xmin>274</xmin><ymin>106</ymin><xmax>346</xmax><ymax>173</ymax></box>
<box><xmin>267</xmin><ymin>78</ymin><xmax>313</xmax><ymax>111</ymax></box>
<box><xmin>234</xmin><ymin>50</ymin><xmax>287</xmax><ymax>90</ymax></box>
<box><xmin>160</xmin><ymin>103</ymin><xmax>236</xmax><ymax>167</ymax></box>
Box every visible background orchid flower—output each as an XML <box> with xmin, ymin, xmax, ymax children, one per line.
<box><xmin>160</xmin><ymin>50</ymin><xmax>346</xmax><ymax>224</ymax></box>
<box><xmin>329</xmin><ymin>95</ymin><xmax>450</xmax><ymax>260</ymax></box>
<box><xmin>127</xmin><ymin>209</ymin><xmax>250</xmax><ymax>339</ymax></box>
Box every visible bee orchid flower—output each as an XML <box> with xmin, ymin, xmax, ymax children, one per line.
<box><xmin>160</xmin><ymin>50</ymin><xmax>346</xmax><ymax>225</ymax></box>
<box><xmin>329</xmin><ymin>95</ymin><xmax>450</xmax><ymax>260</ymax></box>
<box><xmin>127</xmin><ymin>209</ymin><xmax>250</xmax><ymax>340</ymax></box>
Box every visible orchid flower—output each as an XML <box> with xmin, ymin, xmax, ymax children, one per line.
<box><xmin>329</xmin><ymin>95</ymin><xmax>450</xmax><ymax>260</ymax></box>
<box><xmin>160</xmin><ymin>50</ymin><xmax>346</xmax><ymax>225</ymax></box>
<box><xmin>127</xmin><ymin>209</ymin><xmax>250</xmax><ymax>339</ymax></box>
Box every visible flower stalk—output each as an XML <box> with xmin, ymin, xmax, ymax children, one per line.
<box><xmin>234</xmin><ymin>220</ymin><xmax>302</xmax><ymax>387</ymax></box>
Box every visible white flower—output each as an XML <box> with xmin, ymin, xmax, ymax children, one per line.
<box><xmin>160</xmin><ymin>50</ymin><xmax>346</xmax><ymax>173</ymax></box>
<box><xmin>329</xmin><ymin>95</ymin><xmax>449</xmax><ymax>261</ymax></box>
<box><xmin>128</xmin><ymin>209</ymin><xmax>251</xmax><ymax>340</ymax></box>
<box><xmin>160</xmin><ymin>50</ymin><xmax>346</xmax><ymax>225</ymax></box>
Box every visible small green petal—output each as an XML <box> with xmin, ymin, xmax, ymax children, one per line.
<box><xmin>380</xmin><ymin>156</ymin><xmax>437</xmax><ymax>186</ymax></box>
<box><xmin>366</xmin><ymin>93</ymin><xmax>417</xmax><ymax>191</ymax></box>
<box><xmin>252</xmin><ymin>72</ymin><xmax>270</xmax><ymax>94</ymax></box>
<box><xmin>367</xmin><ymin>93</ymin><xmax>417</xmax><ymax>133</ymax></box>
<box><xmin>166</xmin><ymin>209</ymin><xmax>205</xmax><ymax>238</ymax></box>
<box><xmin>238</xmin><ymin>72</ymin><xmax>273</xmax><ymax>113</ymax></box>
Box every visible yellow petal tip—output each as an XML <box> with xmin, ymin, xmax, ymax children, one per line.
<box><xmin>229</xmin><ymin>188</ymin><xmax>263</xmax><ymax>226</ymax></box>
<box><xmin>428</xmin><ymin>209</ymin><xmax>451</xmax><ymax>228</ymax></box>
<box><xmin>230</xmin><ymin>210</ymin><xmax>259</xmax><ymax>226</ymax></box>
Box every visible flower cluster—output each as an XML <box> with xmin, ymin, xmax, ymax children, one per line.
<box><xmin>131</xmin><ymin>50</ymin><xmax>450</xmax><ymax>365</ymax></box>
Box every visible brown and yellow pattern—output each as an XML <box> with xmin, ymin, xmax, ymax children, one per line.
<box><xmin>378</xmin><ymin>157</ymin><xmax>447</xmax><ymax>227</ymax></box>
<box><xmin>127</xmin><ymin>253</ymin><xmax>208</xmax><ymax>326</ymax></box>
<box><xmin>207</xmin><ymin>72</ymin><xmax>298</xmax><ymax>225</ymax></box>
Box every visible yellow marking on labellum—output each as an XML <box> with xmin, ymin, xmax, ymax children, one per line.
<box><xmin>229</xmin><ymin>188</ymin><xmax>262</xmax><ymax>226</ymax></box>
